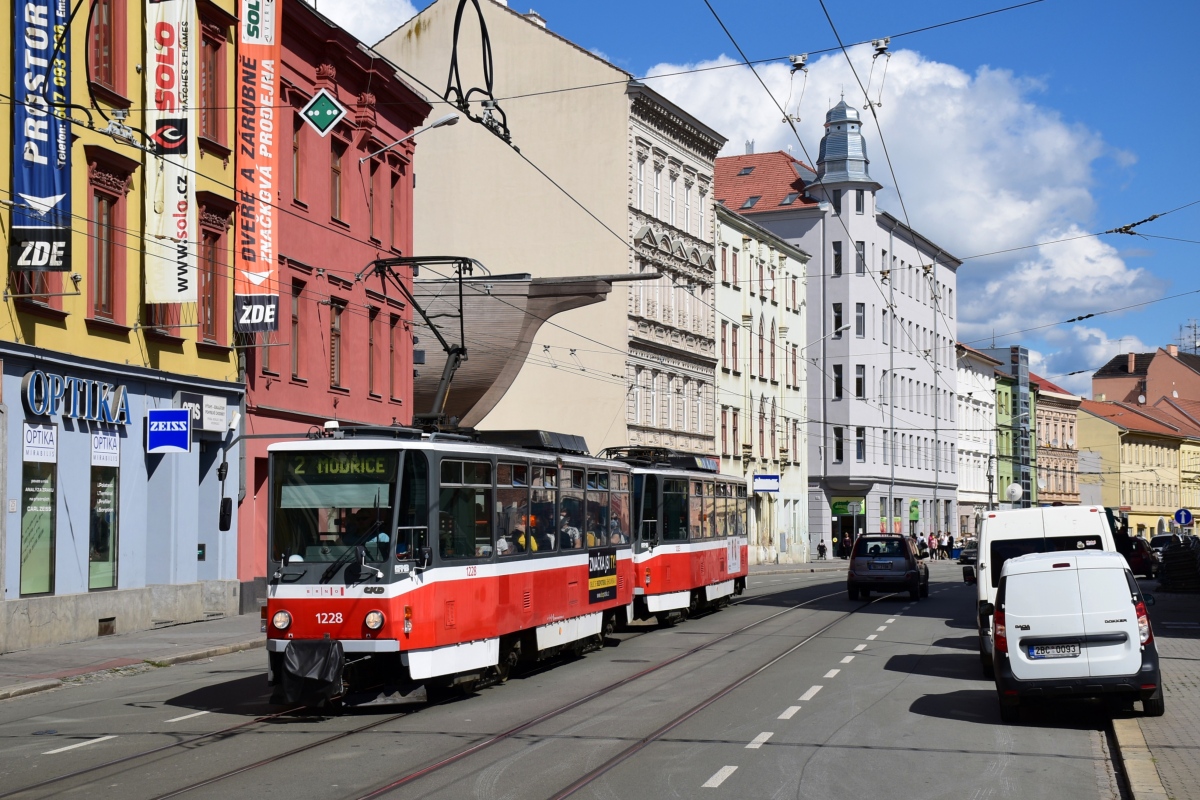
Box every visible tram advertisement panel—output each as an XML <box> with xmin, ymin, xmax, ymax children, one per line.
<box><xmin>588</xmin><ymin>548</ymin><xmax>617</xmax><ymax>603</ymax></box>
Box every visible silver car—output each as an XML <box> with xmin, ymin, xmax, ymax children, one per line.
<box><xmin>847</xmin><ymin>535</ymin><xmax>930</xmax><ymax>601</ymax></box>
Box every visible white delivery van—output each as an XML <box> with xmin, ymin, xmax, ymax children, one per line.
<box><xmin>964</xmin><ymin>505</ymin><xmax>1115</xmax><ymax>677</ymax></box>
<box><xmin>987</xmin><ymin>550</ymin><xmax>1162</xmax><ymax>722</ymax></box>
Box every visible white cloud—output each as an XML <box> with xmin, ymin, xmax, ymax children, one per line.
<box><xmin>312</xmin><ymin>0</ymin><xmax>420</xmax><ymax>46</ymax></box>
<box><xmin>644</xmin><ymin>47</ymin><xmax>1147</xmax><ymax>375</ymax></box>
<box><xmin>1029</xmin><ymin>326</ymin><xmax>1149</xmax><ymax>398</ymax></box>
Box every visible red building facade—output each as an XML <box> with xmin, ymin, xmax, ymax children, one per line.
<box><xmin>237</xmin><ymin>0</ymin><xmax>432</xmax><ymax>584</ymax></box>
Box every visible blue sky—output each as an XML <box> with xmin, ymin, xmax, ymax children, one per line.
<box><xmin>321</xmin><ymin>0</ymin><xmax>1200</xmax><ymax>394</ymax></box>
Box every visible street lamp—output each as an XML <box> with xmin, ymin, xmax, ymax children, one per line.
<box><xmin>359</xmin><ymin>113</ymin><xmax>460</xmax><ymax>163</ymax></box>
<box><xmin>887</xmin><ymin>365</ymin><xmax>918</xmax><ymax>535</ymax></box>
<box><xmin>802</xmin><ymin>323</ymin><xmax>851</xmax><ymax>352</ymax></box>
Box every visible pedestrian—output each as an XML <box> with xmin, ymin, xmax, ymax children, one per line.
<box><xmin>928</xmin><ymin>532</ymin><xmax>938</xmax><ymax>560</ymax></box>
<box><xmin>939</xmin><ymin>532</ymin><xmax>949</xmax><ymax>560</ymax></box>
<box><xmin>817</xmin><ymin>539</ymin><xmax>828</xmax><ymax>560</ymax></box>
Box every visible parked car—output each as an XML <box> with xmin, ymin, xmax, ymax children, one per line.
<box><xmin>847</xmin><ymin>534</ymin><xmax>929</xmax><ymax>601</ymax></box>
<box><xmin>1149</xmin><ymin>534</ymin><xmax>1174</xmax><ymax>559</ymax></box>
<box><xmin>964</xmin><ymin>505</ymin><xmax>1116</xmax><ymax>680</ymax></box>
<box><xmin>958</xmin><ymin>545</ymin><xmax>978</xmax><ymax>565</ymax></box>
<box><xmin>1118</xmin><ymin>536</ymin><xmax>1160</xmax><ymax>579</ymax></box>
<box><xmin>988</xmin><ymin>550</ymin><xmax>1162</xmax><ymax>723</ymax></box>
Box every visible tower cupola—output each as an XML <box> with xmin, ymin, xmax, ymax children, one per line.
<box><xmin>816</xmin><ymin>99</ymin><xmax>873</xmax><ymax>184</ymax></box>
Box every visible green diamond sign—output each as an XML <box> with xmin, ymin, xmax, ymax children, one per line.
<box><xmin>301</xmin><ymin>89</ymin><xmax>347</xmax><ymax>137</ymax></box>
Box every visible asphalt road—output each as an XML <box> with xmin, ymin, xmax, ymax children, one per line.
<box><xmin>0</xmin><ymin>565</ymin><xmax>1127</xmax><ymax>800</ymax></box>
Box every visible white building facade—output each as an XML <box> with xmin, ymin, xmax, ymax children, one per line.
<box><xmin>956</xmin><ymin>344</ymin><xmax>1000</xmax><ymax>536</ymax></box>
<box><xmin>715</xmin><ymin>205</ymin><xmax>810</xmax><ymax>563</ymax></box>
<box><xmin>716</xmin><ymin>101</ymin><xmax>960</xmax><ymax>558</ymax></box>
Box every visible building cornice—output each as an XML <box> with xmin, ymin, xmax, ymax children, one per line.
<box><xmin>628</xmin><ymin>83</ymin><xmax>726</xmax><ymax>160</ymax></box>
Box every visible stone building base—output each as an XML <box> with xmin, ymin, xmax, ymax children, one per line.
<box><xmin>0</xmin><ymin>581</ymin><xmax>241</xmax><ymax>655</ymax></box>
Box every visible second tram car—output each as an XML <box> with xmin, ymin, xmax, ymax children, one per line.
<box><xmin>262</xmin><ymin>428</ymin><xmax>749</xmax><ymax>706</ymax></box>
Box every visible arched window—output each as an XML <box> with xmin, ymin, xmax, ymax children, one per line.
<box><xmin>770</xmin><ymin>400</ymin><xmax>777</xmax><ymax>457</ymax></box>
<box><xmin>769</xmin><ymin>320</ymin><xmax>777</xmax><ymax>382</ymax></box>
<box><xmin>758</xmin><ymin>317</ymin><xmax>765</xmax><ymax>377</ymax></box>
<box><xmin>758</xmin><ymin>397</ymin><xmax>766</xmax><ymax>457</ymax></box>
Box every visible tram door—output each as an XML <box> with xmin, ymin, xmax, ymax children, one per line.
<box><xmin>633</xmin><ymin>474</ymin><xmax>659</xmax><ymax>552</ymax></box>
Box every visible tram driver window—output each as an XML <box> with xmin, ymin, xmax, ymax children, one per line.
<box><xmin>438</xmin><ymin>460</ymin><xmax>493</xmax><ymax>559</ymax></box>
<box><xmin>663</xmin><ymin>479</ymin><xmax>689</xmax><ymax>541</ymax></box>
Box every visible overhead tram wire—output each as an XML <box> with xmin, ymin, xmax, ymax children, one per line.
<box><xmin>0</xmin><ymin>1</ymin><xmax>1049</xmax><ymax>118</ymax></box>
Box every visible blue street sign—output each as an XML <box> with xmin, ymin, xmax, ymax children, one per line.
<box><xmin>1174</xmin><ymin>508</ymin><xmax>1192</xmax><ymax>526</ymax></box>
<box><xmin>146</xmin><ymin>408</ymin><xmax>190</xmax><ymax>454</ymax></box>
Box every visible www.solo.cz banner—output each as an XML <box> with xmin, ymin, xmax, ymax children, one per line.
<box><xmin>10</xmin><ymin>0</ymin><xmax>72</xmax><ymax>271</ymax></box>
<box><xmin>234</xmin><ymin>0</ymin><xmax>281</xmax><ymax>333</ymax></box>
<box><xmin>145</xmin><ymin>0</ymin><xmax>197</xmax><ymax>303</ymax></box>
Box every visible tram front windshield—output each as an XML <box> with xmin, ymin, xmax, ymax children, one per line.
<box><xmin>271</xmin><ymin>451</ymin><xmax>398</xmax><ymax>563</ymax></box>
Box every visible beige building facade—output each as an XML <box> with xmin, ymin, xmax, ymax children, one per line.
<box><xmin>376</xmin><ymin>2</ymin><xmax>724</xmax><ymax>452</ymax></box>
<box><xmin>1031</xmin><ymin>374</ymin><xmax>1082</xmax><ymax>505</ymax></box>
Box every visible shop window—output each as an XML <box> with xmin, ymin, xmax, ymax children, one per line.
<box><xmin>20</xmin><ymin>445</ymin><xmax>57</xmax><ymax>596</ymax></box>
<box><xmin>89</xmin><ymin>449</ymin><xmax>119</xmax><ymax>591</ymax></box>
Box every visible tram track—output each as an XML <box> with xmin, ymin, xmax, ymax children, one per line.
<box><xmin>1</xmin><ymin>573</ymin><xmax>842</xmax><ymax>800</ymax></box>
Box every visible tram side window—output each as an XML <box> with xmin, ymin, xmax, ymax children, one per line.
<box><xmin>438</xmin><ymin>460</ymin><xmax>492</xmax><ymax>559</ymax></box>
<box><xmin>734</xmin><ymin>486</ymin><xmax>748</xmax><ymax>538</ymax></box>
<box><xmin>610</xmin><ymin>474</ymin><xmax>631</xmax><ymax>546</ymax></box>
<box><xmin>705</xmin><ymin>483</ymin><xmax>717</xmax><ymax>538</ymax></box>
<box><xmin>663</xmin><ymin>479</ymin><xmax>689</xmax><ymax>541</ymax></box>
<box><xmin>586</xmin><ymin>489</ymin><xmax>609</xmax><ymax>547</ymax></box>
<box><xmin>397</xmin><ymin>451</ymin><xmax>429</xmax><ymax>558</ymax></box>
<box><xmin>496</xmin><ymin>462</ymin><xmax>530</xmax><ymax>556</ymax></box>
<box><xmin>559</xmin><ymin>469</ymin><xmax>585</xmax><ymax>550</ymax></box>
<box><xmin>530</xmin><ymin>466</ymin><xmax>558</xmax><ymax>552</ymax></box>
<box><xmin>634</xmin><ymin>473</ymin><xmax>657</xmax><ymax>552</ymax></box>
<box><xmin>689</xmin><ymin>481</ymin><xmax>705</xmax><ymax>539</ymax></box>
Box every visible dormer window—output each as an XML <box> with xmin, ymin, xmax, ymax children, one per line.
<box><xmin>738</xmin><ymin>166</ymin><xmax>755</xmax><ymax>176</ymax></box>
<box><xmin>780</xmin><ymin>192</ymin><xmax>799</xmax><ymax>206</ymax></box>
<box><xmin>741</xmin><ymin>195</ymin><xmax>761</xmax><ymax>209</ymax></box>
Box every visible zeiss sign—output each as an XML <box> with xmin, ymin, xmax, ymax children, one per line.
<box><xmin>22</xmin><ymin>370</ymin><xmax>129</xmax><ymax>425</ymax></box>
<box><xmin>146</xmin><ymin>408</ymin><xmax>191</xmax><ymax>454</ymax></box>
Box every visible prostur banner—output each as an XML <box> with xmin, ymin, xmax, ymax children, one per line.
<box><xmin>234</xmin><ymin>0</ymin><xmax>281</xmax><ymax>332</ymax></box>
<box><xmin>10</xmin><ymin>0</ymin><xmax>72</xmax><ymax>272</ymax></box>
<box><xmin>145</xmin><ymin>0</ymin><xmax>198</xmax><ymax>303</ymax></box>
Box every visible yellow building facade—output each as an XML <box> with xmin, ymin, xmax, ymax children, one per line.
<box><xmin>1</xmin><ymin>0</ymin><xmax>245</xmax><ymax>652</ymax></box>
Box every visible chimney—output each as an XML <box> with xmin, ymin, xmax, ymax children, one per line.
<box><xmin>1168</xmin><ymin>344</ymin><xmax>1179</xmax><ymax>357</ymax></box>
<box><xmin>523</xmin><ymin>10</ymin><xmax>547</xmax><ymax>28</ymax></box>
<box><xmin>1127</xmin><ymin>352</ymin><xmax>1136</xmax><ymax>373</ymax></box>
<box><xmin>745</xmin><ymin>139</ymin><xmax>755</xmax><ymax>155</ymax></box>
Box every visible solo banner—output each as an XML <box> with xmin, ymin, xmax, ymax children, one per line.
<box><xmin>234</xmin><ymin>0</ymin><xmax>281</xmax><ymax>332</ymax></box>
<box><xmin>145</xmin><ymin>0</ymin><xmax>197</xmax><ymax>303</ymax></box>
<box><xmin>10</xmin><ymin>0</ymin><xmax>72</xmax><ymax>271</ymax></box>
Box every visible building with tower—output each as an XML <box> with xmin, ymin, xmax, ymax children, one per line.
<box><xmin>716</xmin><ymin>100</ymin><xmax>960</xmax><ymax>557</ymax></box>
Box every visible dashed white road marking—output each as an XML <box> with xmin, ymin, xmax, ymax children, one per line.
<box><xmin>854</xmin><ymin>644</ymin><xmax>867</xmax><ymax>651</ymax></box>
<box><xmin>867</xmin><ymin>634</ymin><xmax>878</xmax><ymax>640</ymax></box>
<box><xmin>840</xmin><ymin>655</ymin><xmax>854</xmax><ymax>664</ymax></box>
<box><xmin>703</xmin><ymin>766</ymin><xmax>738</xmax><ymax>788</ymax></box>
<box><xmin>886</xmin><ymin>618</ymin><xmax>897</xmax><ymax>623</ymax></box>
<box><xmin>42</xmin><ymin>736</ymin><xmax>117</xmax><ymax>755</ymax></box>
<box><xmin>876</xmin><ymin>626</ymin><xmax>888</xmax><ymax>632</ymax></box>
<box><xmin>778</xmin><ymin>706</ymin><xmax>801</xmax><ymax>720</ymax></box>
<box><xmin>165</xmin><ymin>710</ymin><xmax>210</xmax><ymax>723</ymax></box>
<box><xmin>799</xmin><ymin>685</ymin><xmax>823</xmax><ymax>702</ymax></box>
<box><xmin>746</xmin><ymin>731</ymin><xmax>773</xmax><ymax>749</ymax></box>
<box><xmin>824</xmin><ymin>669</ymin><xmax>840</xmax><ymax>678</ymax></box>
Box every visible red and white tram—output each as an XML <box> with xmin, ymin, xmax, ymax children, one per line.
<box><xmin>603</xmin><ymin>448</ymin><xmax>749</xmax><ymax>625</ymax></box>
<box><xmin>262</xmin><ymin>429</ymin><xmax>749</xmax><ymax>706</ymax></box>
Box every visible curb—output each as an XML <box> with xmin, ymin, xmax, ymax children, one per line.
<box><xmin>0</xmin><ymin>638</ymin><xmax>265</xmax><ymax>702</ymax></box>
<box><xmin>1112</xmin><ymin>718</ymin><xmax>1170</xmax><ymax>800</ymax></box>
<box><xmin>751</xmin><ymin>566</ymin><xmax>844</xmax><ymax>576</ymax></box>
<box><xmin>0</xmin><ymin>679</ymin><xmax>63</xmax><ymax>701</ymax></box>
<box><xmin>143</xmin><ymin>638</ymin><xmax>265</xmax><ymax>667</ymax></box>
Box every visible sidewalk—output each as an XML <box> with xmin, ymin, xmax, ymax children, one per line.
<box><xmin>748</xmin><ymin>560</ymin><xmax>845</xmax><ymax>576</ymax></box>
<box><xmin>0</xmin><ymin>614</ymin><xmax>264</xmax><ymax>701</ymax></box>
<box><xmin>1119</xmin><ymin>586</ymin><xmax>1200</xmax><ymax>800</ymax></box>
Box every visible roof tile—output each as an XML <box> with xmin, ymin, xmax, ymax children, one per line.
<box><xmin>715</xmin><ymin>152</ymin><xmax>819</xmax><ymax>214</ymax></box>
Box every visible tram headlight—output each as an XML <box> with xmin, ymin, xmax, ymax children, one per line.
<box><xmin>364</xmin><ymin>610</ymin><xmax>386</xmax><ymax>631</ymax></box>
<box><xmin>271</xmin><ymin>610</ymin><xmax>292</xmax><ymax>630</ymax></box>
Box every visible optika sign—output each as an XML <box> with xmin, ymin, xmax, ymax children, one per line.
<box><xmin>22</xmin><ymin>370</ymin><xmax>130</xmax><ymax>425</ymax></box>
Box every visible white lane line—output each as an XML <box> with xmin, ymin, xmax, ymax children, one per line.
<box><xmin>867</xmin><ymin>634</ymin><xmax>878</xmax><ymax>640</ymax></box>
<box><xmin>840</xmin><ymin>655</ymin><xmax>854</xmax><ymax>664</ymax></box>
<box><xmin>778</xmin><ymin>706</ymin><xmax>801</xmax><ymax>720</ymax></box>
<box><xmin>165</xmin><ymin>710</ymin><xmax>210</xmax><ymax>723</ymax></box>
<box><xmin>799</xmin><ymin>685</ymin><xmax>823</xmax><ymax>702</ymax></box>
<box><xmin>703</xmin><ymin>766</ymin><xmax>738</xmax><ymax>788</ymax></box>
<box><xmin>876</xmin><ymin>625</ymin><xmax>888</xmax><ymax>632</ymax></box>
<box><xmin>824</xmin><ymin>669</ymin><xmax>840</xmax><ymax>678</ymax></box>
<box><xmin>854</xmin><ymin>644</ymin><xmax>867</xmax><ymax>651</ymax></box>
<box><xmin>746</xmin><ymin>731</ymin><xmax>773</xmax><ymax>749</ymax></box>
<box><xmin>42</xmin><ymin>736</ymin><xmax>117</xmax><ymax>755</ymax></box>
<box><xmin>886</xmin><ymin>618</ymin><xmax>897</xmax><ymax>623</ymax></box>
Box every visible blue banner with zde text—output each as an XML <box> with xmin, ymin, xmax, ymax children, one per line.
<box><xmin>11</xmin><ymin>0</ymin><xmax>72</xmax><ymax>271</ymax></box>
